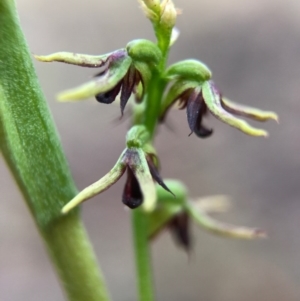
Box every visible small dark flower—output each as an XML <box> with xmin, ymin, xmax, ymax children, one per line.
<box><xmin>35</xmin><ymin>39</ymin><xmax>162</xmax><ymax>115</ymax></box>
<box><xmin>161</xmin><ymin>61</ymin><xmax>278</xmax><ymax>137</ymax></box>
<box><xmin>62</xmin><ymin>146</ymin><xmax>173</xmax><ymax>213</ymax></box>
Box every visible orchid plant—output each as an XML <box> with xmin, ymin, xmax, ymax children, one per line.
<box><xmin>0</xmin><ymin>0</ymin><xmax>277</xmax><ymax>300</ymax></box>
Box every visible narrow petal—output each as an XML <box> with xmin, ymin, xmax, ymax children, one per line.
<box><xmin>34</xmin><ymin>51</ymin><xmax>113</xmax><ymax>68</ymax></box>
<box><xmin>122</xmin><ymin>168</ymin><xmax>143</xmax><ymax>209</ymax></box>
<box><xmin>186</xmin><ymin>202</ymin><xmax>266</xmax><ymax>239</ymax></box>
<box><xmin>132</xmin><ymin>61</ymin><xmax>152</xmax><ymax>94</ymax></box>
<box><xmin>61</xmin><ymin>151</ymin><xmax>127</xmax><ymax>214</ymax></box>
<box><xmin>127</xmin><ymin>149</ymin><xmax>157</xmax><ymax>212</ymax></box>
<box><xmin>146</xmin><ymin>156</ymin><xmax>175</xmax><ymax>197</ymax></box>
<box><xmin>160</xmin><ymin>80</ymin><xmax>199</xmax><ymax>121</ymax></box>
<box><xmin>95</xmin><ymin>80</ymin><xmax>122</xmax><ymax>104</ymax></box>
<box><xmin>221</xmin><ymin>98</ymin><xmax>279</xmax><ymax>122</ymax></box>
<box><xmin>120</xmin><ymin>65</ymin><xmax>136</xmax><ymax>115</ymax></box>
<box><xmin>57</xmin><ymin>54</ymin><xmax>132</xmax><ymax>101</ymax></box>
<box><xmin>202</xmin><ymin>81</ymin><xmax>268</xmax><ymax>137</ymax></box>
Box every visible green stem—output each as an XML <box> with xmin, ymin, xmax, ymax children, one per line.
<box><xmin>132</xmin><ymin>208</ymin><xmax>155</xmax><ymax>301</ymax></box>
<box><xmin>132</xmin><ymin>23</ymin><xmax>172</xmax><ymax>301</ymax></box>
<box><xmin>0</xmin><ymin>1</ymin><xmax>109</xmax><ymax>300</ymax></box>
<box><xmin>143</xmin><ymin>70</ymin><xmax>166</xmax><ymax>137</ymax></box>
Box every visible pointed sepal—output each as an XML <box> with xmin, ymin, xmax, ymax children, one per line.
<box><xmin>34</xmin><ymin>51</ymin><xmax>114</xmax><ymax>68</ymax></box>
<box><xmin>202</xmin><ymin>81</ymin><xmax>269</xmax><ymax>137</ymax></box>
<box><xmin>57</xmin><ymin>51</ymin><xmax>132</xmax><ymax>101</ymax></box>
<box><xmin>61</xmin><ymin>150</ymin><xmax>127</xmax><ymax>214</ymax></box>
<box><xmin>186</xmin><ymin>201</ymin><xmax>266</xmax><ymax>240</ymax></box>
<box><xmin>222</xmin><ymin>98</ymin><xmax>279</xmax><ymax>122</ymax></box>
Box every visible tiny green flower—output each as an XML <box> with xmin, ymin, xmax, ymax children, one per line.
<box><xmin>62</xmin><ymin>127</ymin><xmax>173</xmax><ymax>214</ymax></box>
<box><xmin>35</xmin><ymin>40</ymin><xmax>162</xmax><ymax>115</ymax></box>
<box><xmin>148</xmin><ymin>182</ymin><xmax>266</xmax><ymax>252</ymax></box>
<box><xmin>160</xmin><ymin>72</ymin><xmax>278</xmax><ymax>137</ymax></box>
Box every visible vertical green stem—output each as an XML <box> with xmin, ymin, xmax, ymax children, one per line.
<box><xmin>143</xmin><ymin>70</ymin><xmax>166</xmax><ymax>137</ymax></box>
<box><xmin>0</xmin><ymin>1</ymin><xmax>109</xmax><ymax>300</ymax></box>
<box><xmin>132</xmin><ymin>22</ymin><xmax>172</xmax><ymax>301</ymax></box>
<box><xmin>132</xmin><ymin>209</ymin><xmax>155</xmax><ymax>301</ymax></box>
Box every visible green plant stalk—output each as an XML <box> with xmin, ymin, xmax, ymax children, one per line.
<box><xmin>0</xmin><ymin>1</ymin><xmax>109</xmax><ymax>300</ymax></box>
<box><xmin>132</xmin><ymin>25</ymin><xmax>171</xmax><ymax>301</ymax></box>
<box><xmin>132</xmin><ymin>208</ymin><xmax>155</xmax><ymax>301</ymax></box>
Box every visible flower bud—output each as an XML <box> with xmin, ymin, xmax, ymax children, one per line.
<box><xmin>160</xmin><ymin>0</ymin><xmax>177</xmax><ymax>30</ymax></box>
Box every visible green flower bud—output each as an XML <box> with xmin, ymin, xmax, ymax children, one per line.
<box><xmin>160</xmin><ymin>0</ymin><xmax>177</xmax><ymax>30</ymax></box>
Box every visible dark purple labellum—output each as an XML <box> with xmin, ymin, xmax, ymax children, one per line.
<box><xmin>187</xmin><ymin>90</ymin><xmax>213</xmax><ymax>138</ymax></box>
<box><xmin>95</xmin><ymin>81</ymin><xmax>122</xmax><ymax>104</ymax></box>
<box><xmin>169</xmin><ymin>212</ymin><xmax>191</xmax><ymax>251</ymax></box>
<box><xmin>122</xmin><ymin>168</ymin><xmax>143</xmax><ymax>209</ymax></box>
<box><xmin>187</xmin><ymin>91</ymin><xmax>202</xmax><ymax>135</ymax></box>
<box><xmin>120</xmin><ymin>66</ymin><xmax>136</xmax><ymax>115</ymax></box>
<box><xmin>194</xmin><ymin>124</ymin><xmax>213</xmax><ymax>138</ymax></box>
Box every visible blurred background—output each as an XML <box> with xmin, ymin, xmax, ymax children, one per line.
<box><xmin>1</xmin><ymin>0</ymin><xmax>300</xmax><ymax>300</ymax></box>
